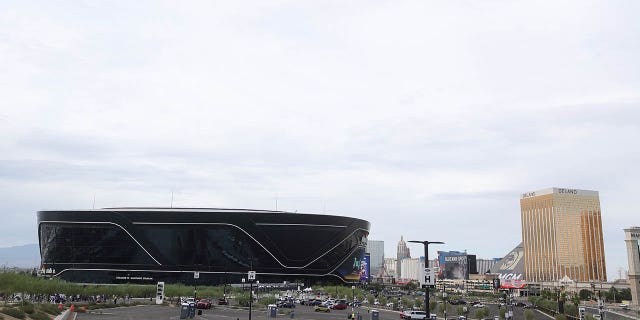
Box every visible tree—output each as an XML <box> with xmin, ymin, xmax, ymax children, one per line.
<box><xmin>618</xmin><ymin>288</ymin><xmax>632</xmax><ymax>301</ymax></box>
<box><xmin>414</xmin><ymin>298</ymin><xmax>423</xmax><ymax>310</ymax></box>
<box><xmin>259</xmin><ymin>296</ymin><xmax>277</xmax><ymax>307</ymax></box>
<box><xmin>429</xmin><ymin>301</ymin><xmax>437</xmax><ymax>313</ymax></box>
<box><xmin>236</xmin><ymin>293</ymin><xmax>251</xmax><ymax>307</ymax></box>
<box><xmin>474</xmin><ymin>307</ymin><xmax>488</xmax><ymax>319</ymax></box>
<box><xmin>606</xmin><ymin>287</ymin><xmax>619</xmax><ymax>303</ymax></box>
<box><xmin>578</xmin><ymin>289</ymin><xmax>592</xmax><ymax>301</ymax></box>
<box><xmin>499</xmin><ymin>308</ymin><xmax>506</xmax><ymax>319</ymax></box>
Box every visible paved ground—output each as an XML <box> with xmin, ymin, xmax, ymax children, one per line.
<box><xmin>73</xmin><ymin>303</ymin><xmax>567</xmax><ymax>320</ymax></box>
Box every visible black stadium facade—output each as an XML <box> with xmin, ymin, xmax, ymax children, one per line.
<box><xmin>38</xmin><ymin>208</ymin><xmax>370</xmax><ymax>285</ymax></box>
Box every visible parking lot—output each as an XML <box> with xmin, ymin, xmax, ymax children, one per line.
<box><xmin>74</xmin><ymin>302</ymin><xmax>563</xmax><ymax>320</ymax></box>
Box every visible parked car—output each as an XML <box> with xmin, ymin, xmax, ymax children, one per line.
<box><xmin>278</xmin><ymin>301</ymin><xmax>296</xmax><ymax>308</ymax></box>
<box><xmin>405</xmin><ymin>311</ymin><xmax>427</xmax><ymax>320</ymax></box>
<box><xmin>472</xmin><ymin>303</ymin><xmax>485</xmax><ymax>308</ymax></box>
<box><xmin>332</xmin><ymin>302</ymin><xmax>348</xmax><ymax>310</ymax></box>
<box><xmin>196</xmin><ymin>299</ymin><xmax>212</xmax><ymax>309</ymax></box>
<box><xmin>218</xmin><ymin>298</ymin><xmax>229</xmax><ymax>305</ymax></box>
<box><xmin>308</xmin><ymin>300</ymin><xmax>322</xmax><ymax>306</ymax></box>
<box><xmin>315</xmin><ymin>305</ymin><xmax>331</xmax><ymax>312</ymax></box>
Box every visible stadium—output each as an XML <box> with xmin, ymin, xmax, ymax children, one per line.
<box><xmin>37</xmin><ymin>208</ymin><xmax>370</xmax><ymax>285</ymax></box>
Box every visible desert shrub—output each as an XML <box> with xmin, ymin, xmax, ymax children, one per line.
<box><xmin>524</xmin><ymin>309</ymin><xmax>534</xmax><ymax>320</ymax></box>
<box><xmin>29</xmin><ymin>312</ymin><xmax>51</xmax><ymax>320</ymax></box>
<box><xmin>1</xmin><ymin>307</ymin><xmax>26</xmax><ymax>319</ymax></box>
<box><xmin>36</xmin><ymin>304</ymin><xmax>61</xmax><ymax>315</ymax></box>
<box><xmin>19</xmin><ymin>302</ymin><xmax>35</xmax><ymax>314</ymax></box>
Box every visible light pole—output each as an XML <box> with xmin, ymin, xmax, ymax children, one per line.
<box><xmin>442</xmin><ymin>283</ymin><xmax>447</xmax><ymax>320</ymax></box>
<box><xmin>408</xmin><ymin>240</ymin><xmax>444</xmax><ymax>319</ymax></box>
<box><xmin>352</xmin><ymin>285</ymin><xmax>356</xmax><ymax>312</ymax></box>
<box><xmin>248</xmin><ymin>271</ymin><xmax>256</xmax><ymax>320</ymax></box>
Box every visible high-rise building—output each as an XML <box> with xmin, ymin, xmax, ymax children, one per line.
<box><xmin>396</xmin><ymin>236</ymin><xmax>411</xmax><ymax>280</ymax></box>
<box><xmin>366</xmin><ymin>240</ymin><xmax>385</xmax><ymax>277</ymax></box>
<box><xmin>520</xmin><ymin>187</ymin><xmax>606</xmax><ymax>282</ymax></box>
<box><xmin>384</xmin><ymin>257</ymin><xmax>397</xmax><ymax>279</ymax></box>
<box><xmin>401</xmin><ymin>257</ymin><xmax>424</xmax><ymax>282</ymax></box>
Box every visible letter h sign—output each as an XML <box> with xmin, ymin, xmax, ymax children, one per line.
<box><xmin>423</xmin><ymin>268</ymin><xmax>435</xmax><ymax>287</ymax></box>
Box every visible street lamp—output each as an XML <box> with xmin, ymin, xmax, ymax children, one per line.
<box><xmin>352</xmin><ymin>285</ymin><xmax>356</xmax><ymax>313</ymax></box>
<box><xmin>247</xmin><ymin>271</ymin><xmax>256</xmax><ymax>320</ymax></box>
<box><xmin>442</xmin><ymin>284</ymin><xmax>448</xmax><ymax>320</ymax></box>
<box><xmin>408</xmin><ymin>240</ymin><xmax>445</xmax><ymax>319</ymax></box>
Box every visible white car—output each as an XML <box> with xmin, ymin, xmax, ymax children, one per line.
<box><xmin>472</xmin><ymin>303</ymin><xmax>485</xmax><ymax>308</ymax></box>
<box><xmin>405</xmin><ymin>311</ymin><xmax>427</xmax><ymax>320</ymax></box>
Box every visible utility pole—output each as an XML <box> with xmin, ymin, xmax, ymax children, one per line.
<box><xmin>408</xmin><ymin>240</ymin><xmax>444</xmax><ymax>319</ymax></box>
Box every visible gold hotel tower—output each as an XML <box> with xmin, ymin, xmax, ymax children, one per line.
<box><xmin>520</xmin><ymin>187</ymin><xmax>606</xmax><ymax>282</ymax></box>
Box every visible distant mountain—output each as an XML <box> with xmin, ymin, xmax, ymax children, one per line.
<box><xmin>0</xmin><ymin>244</ymin><xmax>40</xmax><ymax>268</ymax></box>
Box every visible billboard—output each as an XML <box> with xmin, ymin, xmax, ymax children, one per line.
<box><xmin>491</xmin><ymin>243</ymin><xmax>524</xmax><ymax>280</ymax></box>
<box><xmin>438</xmin><ymin>251</ymin><xmax>468</xmax><ymax>280</ymax></box>
<box><xmin>342</xmin><ymin>253</ymin><xmax>370</xmax><ymax>282</ymax></box>
<box><xmin>499</xmin><ymin>279</ymin><xmax>527</xmax><ymax>289</ymax></box>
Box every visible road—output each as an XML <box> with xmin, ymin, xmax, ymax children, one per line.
<box><xmin>582</xmin><ymin>306</ymin><xmax>640</xmax><ymax>320</ymax></box>
<box><xmin>74</xmin><ymin>303</ymin><xmax>561</xmax><ymax>320</ymax></box>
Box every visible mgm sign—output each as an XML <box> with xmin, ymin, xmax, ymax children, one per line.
<box><xmin>624</xmin><ymin>227</ymin><xmax>640</xmax><ymax>306</ymax></box>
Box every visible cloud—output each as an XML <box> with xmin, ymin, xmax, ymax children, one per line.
<box><xmin>0</xmin><ymin>0</ymin><xmax>639</xmax><ymax>281</ymax></box>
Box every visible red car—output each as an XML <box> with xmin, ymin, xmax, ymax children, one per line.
<box><xmin>331</xmin><ymin>302</ymin><xmax>348</xmax><ymax>310</ymax></box>
<box><xmin>197</xmin><ymin>299</ymin><xmax>212</xmax><ymax>309</ymax></box>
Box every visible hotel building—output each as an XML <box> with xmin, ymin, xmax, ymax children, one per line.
<box><xmin>366</xmin><ymin>240</ymin><xmax>385</xmax><ymax>277</ymax></box>
<box><xmin>520</xmin><ymin>187</ymin><xmax>606</xmax><ymax>282</ymax></box>
<box><xmin>624</xmin><ymin>227</ymin><xmax>640</xmax><ymax>306</ymax></box>
<box><xmin>396</xmin><ymin>236</ymin><xmax>411</xmax><ymax>281</ymax></box>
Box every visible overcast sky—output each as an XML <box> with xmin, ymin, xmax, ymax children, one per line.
<box><xmin>1</xmin><ymin>1</ymin><xmax>639</xmax><ymax>281</ymax></box>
